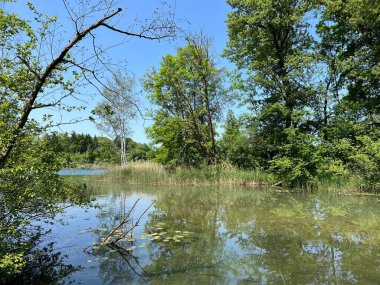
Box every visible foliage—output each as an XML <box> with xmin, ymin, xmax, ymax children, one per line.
<box><xmin>42</xmin><ymin>132</ymin><xmax>151</xmax><ymax>167</ymax></box>
<box><xmin>219</xmin><ymin>111</ymin><xmax>256</xmax><ymax>169</ymax></box>
<box><xmin>0</xmin><ymin>133</ymin><xmax>90</xmax><ymax>284</ymax></box>
<box><xmin>269</xmin><ymin>128</ymin><xmax>318</xmax><ymax>187</ymax></box>
<box><xmin>349</xmin><ymin>136</ymin><xmax>380</xmax><ymax>191</ymax></box>
<box><xmin>224</xmin><ymin>0</ymin><xmax>317</xmax><ymax>130</ymax></box>
<box><xmin>222</xmin><ymin>0</ymin><xmax>380</xmax><ymax>191</ymax></box>
<box><xmin>144</xmin><ymin>35</ymin><xmax>229</xmax><ymax>166</ymax></box>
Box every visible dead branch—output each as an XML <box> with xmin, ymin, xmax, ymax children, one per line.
<box><xmin>112</xmin><ymin>200</ymin><xmax>155</xmax><ymax>243</ymax></box>
<box><xmin>102</xmin><ymin>197</ymin><xmax>155</xmax><ymax>245</ymax></box>
<box><xmin>103</xmin><ymin>197</ymin><xmax>141</xmax><ymax>243</ymax></box>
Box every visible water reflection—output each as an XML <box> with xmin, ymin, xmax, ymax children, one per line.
<box><xmin>58</xmin><ymin>169</ymin><xmax>107</xmax><ymax>176</ymax></box>
<box><xmin>57</xmin><ymin>181</ymin><xmax>380</xmax><ymax>284</ymax></box>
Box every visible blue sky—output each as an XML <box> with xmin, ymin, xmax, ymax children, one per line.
<box><xmin>11</xmin><ymin>0</ymin><xmax>233</xmax><ymax>143</ymax></box>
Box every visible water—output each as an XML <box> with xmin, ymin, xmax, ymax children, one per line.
<box><xmin>58</xmin><ymin>169</ymin><xmax>107</xmax><ymax>176</ymax></box>
<box><xmin>50</xmin><ymin>180</ymin><xmax>380</xmax><ymax>284</ymax></box>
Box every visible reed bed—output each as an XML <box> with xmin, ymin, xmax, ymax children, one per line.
<box><xmin>99</xmin><ymin>162</ymin><xmax>275</xmax><ymax>187</ymax></box>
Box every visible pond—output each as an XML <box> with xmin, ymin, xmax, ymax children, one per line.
<box><xmin>51</xmin><ymin>179</ymin><xmax>380</xmax><ymax>284</ymax></box>
<box><xmin>58</xmin><ymin>169</ymin><xmax>107</xmax><ymax>176</ymax></box>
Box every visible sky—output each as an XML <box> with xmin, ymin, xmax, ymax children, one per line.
<box><xmin>10</xmin><ymin>0</ymin><xmax>233</xmax><ymax>143</ymax></box>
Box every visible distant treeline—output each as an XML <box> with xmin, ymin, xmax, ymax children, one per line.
<box><xmin>43</xmin><ymin>132</ymin><xmax>151</xmax><ymax>167</ymax></box>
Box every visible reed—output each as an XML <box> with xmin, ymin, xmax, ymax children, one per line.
<box><xmin>100</xmin><ymin>162</ymin><xmax>275</xmax><ymax>187</ymax></box>
<box><xmin>313</xmin><ymin>175</ymin><xmax>359</xmax><ymax>192</ymax></box>
<box><xmin>92</xmin><ymin>161</ymin><xmax>362</xmax><ymax>192</ymax></box>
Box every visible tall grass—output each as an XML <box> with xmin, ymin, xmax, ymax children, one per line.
<box><xmin>92</xmin><ymin>161</ymin><xmax>363</xmax><ymax>192</ymax></box>
<box><xmin>100</xmin><ymin>162</ymin><xmax>275</xmax><ymax>187</ymax></box>
<box><xmin>314</xmin><ymin>175</ymin><xmax>360</xmax><ymax>192</ymax></box>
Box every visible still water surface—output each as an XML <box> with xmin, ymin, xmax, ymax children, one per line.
<box><xmin>52</xmin><ymin>178</ymin><xmax>380</xmax><ymax>284</ymax></box>
<box><xmin>58</xmin><ymin>169</ymin><xmax>107</xmax><ymax>176</ymax></box>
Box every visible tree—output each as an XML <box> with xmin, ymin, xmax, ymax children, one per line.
<box><xmin>219</xmin><ymin>111</ymin><xmax>255</xmax><ymax>169</ymax></box>
<box><xmin>92</xmin><ymin>73</ymin><xmax>137</xmax><ymax>167</ymax></box>
<box><xmin>224</xmin><ymin>0</ymin><xmax>379</xmax><ymax>189</ymax></box>
<box><xmin>314</xmin><ymin>0</ymin><xmax>380</xmax><ymax>190</ymax></box>
<box><xmin>317</xmin><ymin>0</ymin><xmax>380</xmax><ymax>133</ymax></box>
<box><xmin>224</xmin><ymin>0</ymin><xmax>319</xmax><ymax>171</ymax></box>
<box><xmin>144</xmin><ymin>34</ymin><xmax>229</xmax><ymax>166</ymax></box>
<box><xmin>223</xmin><ymin>0</ymin><xmax>324</xmax><ymax>183</ymax></box>
<box><xmin>0</xmin><ymin>0</ymin><xmax>177</xmax><ymax>168</ymax></box>
<box><xmin>225</xmin><ymin>0</ymin><xmax>316</xmax><ymax>127</ymax></box>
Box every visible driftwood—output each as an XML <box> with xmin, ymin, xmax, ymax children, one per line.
<box><xmin>272</xmin><ymin>181</ymin><xmax>284</xmax><ymax>187</ymax></box>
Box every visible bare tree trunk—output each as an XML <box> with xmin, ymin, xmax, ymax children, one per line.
<box><xmin>120</xmin><ymin>135</ymin><xmax>127</xmax><ymax>167</ymax></box>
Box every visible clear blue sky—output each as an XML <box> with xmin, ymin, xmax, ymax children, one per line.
<box><xmin>11</xmin><ymin>0</ymin><xmax>233</xmax><ymax>143</ymax></box>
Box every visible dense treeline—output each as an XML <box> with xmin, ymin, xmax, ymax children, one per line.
<box><xmin>145</xmin><ymin>0</ymin><xmax>379</xmax><ymax>191</ymax></box>
<box><xmin>42</xmin><ymin>132</ymin><xmax>151</xmax><ymax>167</ymax></box>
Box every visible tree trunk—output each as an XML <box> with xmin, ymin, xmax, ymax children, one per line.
<box><xmin>120</xmin><ymin>135</ymin><xmax>127</xmax><ymax>167</ymax></box>
<box><xmin>323</xmin><ymin>77</ymin><xmax>332</xmax><ymax>141</ymax></box>
<box><xmin>202</xmin><ymin>78</ymin><xmax>217</xmax><ymax>165</ymax></box>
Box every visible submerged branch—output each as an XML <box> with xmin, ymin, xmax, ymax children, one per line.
<box><xmin>102</xmin><ymin>197</ymin><xmax>155</xmax><ymax>245</ymax></box>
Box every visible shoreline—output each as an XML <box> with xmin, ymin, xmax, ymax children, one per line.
<box><xmin>69</xmin><ymin>162</ymin><xmax>362</xmax><ymax>193</ymax></box>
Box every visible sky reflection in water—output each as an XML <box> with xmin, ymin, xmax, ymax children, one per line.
<box><xmin>49</xmin><ymin>180</ymin><xmax>380</xmax><ymax>284</ymax></box>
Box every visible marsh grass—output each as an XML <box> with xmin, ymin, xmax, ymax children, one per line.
<box><xmin>98</xmin><ymin>162</ymin><xmax>275</xmax><ymax>187</ymax></box>
<box><xmin>87</xmin><ymin>161</ymin><xmax>362</xmax><ymax>192</ymax></box>
<box><xmin>314</xmin><ymin>175</ymin><xmax>360</xmax><ymax>192</ymax></box>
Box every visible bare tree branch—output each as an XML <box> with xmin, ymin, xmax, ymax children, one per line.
<box><xmin>0</xmin><ymin>1</ymin><xmax>178</xmax><ymax>168</ymax></box>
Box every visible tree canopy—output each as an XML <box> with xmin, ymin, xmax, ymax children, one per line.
<box><xmin>144</xmin><ymin>35</ymin><xmax>229</xmax><ymax>166</ymax></box>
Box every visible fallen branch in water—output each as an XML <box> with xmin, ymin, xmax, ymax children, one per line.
<box><xmin>272</xmin><ymin>181</ymin><xmax>283</xmax><ymax>187</ymax></box>
<box><xmin>102</xmin><ymin>197</ymin><xmax>155</xmax><ymax>245</ymax></box>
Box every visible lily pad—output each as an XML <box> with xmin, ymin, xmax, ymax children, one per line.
<box><xmin>126</xmin><ymin>246</ymin><xmax>136</xmax><ymax>251</ymax></box>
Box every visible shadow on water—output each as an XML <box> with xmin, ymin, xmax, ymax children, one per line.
<box><xmin>48</xmin><ymin>179</ymin><xmax>380</xmax><ymax>284</ymax></box>
<box><xmin>4</xmin><ymin>242</ymin><xmax>80</xmax><ymax>285</ymax></box>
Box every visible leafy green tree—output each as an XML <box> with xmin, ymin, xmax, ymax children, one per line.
<box><xmin>315</xmin><ymin>0</ymin><xmax>380</xmax><ymax>189</ymax></box>
<box><xmin>144</xmin><ymin>34</ymin><xmax>229</xmax><ymax>166</ymax></box>
<box><xmin>0</xmin><ymin>132</ymin><xmax>90</xmax><ymax>283</ymax></box>
<box><xmin>224</xmin><ymin>0</ymin><xmax>318</xmax><ymax>174</ymax></box>
<box><xmin>223</xmin><ymin>0</ymin><xmax>379</xmax><ymax>189</ymax></box>
<box><xmin>225</xmin><ymin>0</ymin><xmax>317</xmax><ymax>128</ymax></box>
<box><xmin>318</xmin><ymin>0</ymin><xmax>380</xmax><ymax>129</ymax></box>
<box><xmin>125</xmin><ymin>138</ymin><xmax>151</xmax><ymax>161</ymax></box>
<box><xmin>219</xmin><ymin>111</ymin><xmax>256</xmax><ymax>169</ymax></box>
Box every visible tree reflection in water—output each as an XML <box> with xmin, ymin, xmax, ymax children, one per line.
<box><xmin>72</xmin><ymin>182</ymin><xmax>380</xmax><ymax>284</ymax></box>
